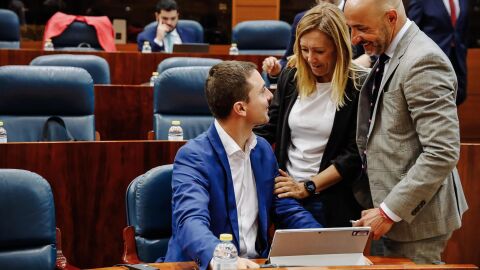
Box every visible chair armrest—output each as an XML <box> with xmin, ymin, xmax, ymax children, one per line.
<box><xmin>56</xmin><ymin>228</ymin><xmax>80</xmax><ymax>270</ymax></box>
<box><xmin>122</xmin><ymin>226</ymin><xmax>142</xmax><ymax>264</ymax></box>
<box><xmin>147</xmin><ymin>131</ymin><xmax>155</xmax><ymax>140</ymax></box>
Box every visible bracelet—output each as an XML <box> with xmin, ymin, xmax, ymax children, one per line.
<box><xmin>379</xmin><ymin>207</ymin><xmax>394</xmax><ymax>223</ymax></box>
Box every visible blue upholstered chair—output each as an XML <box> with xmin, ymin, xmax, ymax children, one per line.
<box><xmin>0</xmin><ymin>66</ymin><xmax>95</xmax><ymax>142</ymax></box>
<box><xmin>144</xmin><ymin>20</ymin><xmax>204</xmax><ymax>43</ymax></box>
<box><xmin>0</xmin><ymin>169</ymin><xmax>56</xmax><ymax>270</ymax></box>
<box><xmin>30</xmin><ymin>54</ymin><xmax>111</xmax><ymax>84</ymax></box>
<box><xmin>52</xmin><ymin>21</ymin><xmax>102</xmax><ymax>51</ymax></box>
<box><xmin>123</xmin><ymin>165</ymin><xmax>173</xmax><ymax>263</ymax></box>
<box><xmin>157</xmin><ymin>57</ymin><xmax>221</xmax><ymax>74</ymax></box>
<box><xmin>153</xmin><ymin>66</ymin><xmax>213</xmax><ymax>140</ymax></box>
<box><xmin>0</xmin><ymin>9</ymin><xmax>20</xmax><ymax>49</ymax></box>
<box><xmin>232</xmin><ymin>20</ymin><xmax>291</xmax><ymax>55</ymax></box>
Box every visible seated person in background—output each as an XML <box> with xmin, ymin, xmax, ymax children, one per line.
<box><xmin>255</xmin><ymin>2</ymin><xmax>367</xmax><ymax>227</ymax></box>
<box><xmin>262</xmin><ymin>0</ymin><xmax>371</xmax><ymax>79</ymax></box>
<box><xmin>136</xmin><ymin>0</ymin><xmax>196</xmax><ymax>52</ymax></box>
<box><xmin>163</xmin><ymin>61</ymin><xmax>322</xmax><ymax>270</ymax></box>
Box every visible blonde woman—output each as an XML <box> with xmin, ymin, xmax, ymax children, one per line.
<box><xmin>255</xmin><ymin>2</ymin><xmax>367</xmax><ymax>226</ymax></box>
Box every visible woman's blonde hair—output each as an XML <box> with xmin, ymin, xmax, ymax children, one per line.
<box><xmin>288</xmin><ymin>2</ymin><xmax>360</xmax><ymax>108</ymax></box>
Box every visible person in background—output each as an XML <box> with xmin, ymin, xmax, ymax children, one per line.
<box><xmin>408</xmin><ymin>0</ymin><xmax>468</xmax><ymax>105</ymax></box>
<box><xmin>255</xmin><ymin>2</ymin><xmax>367</xmax><ymax>227</ymax></box>
<box><xmin>163</xmin><ymin>61</ymin><xmax>321</xmax><ymax>270</ymax></box>
<box><xmin>262</xmin><ymin>0</ymin><xmax>371</xmax><ymax>81</ymax></box>
<box><xmin>344</xmin><ymin>0</ymin><xmax>468</xmax><ymax>263</ymax></box>
<box><xmin>136</xmin><ymin>0</ymin><xmax>198</xmax><ymax>52</ymax></box>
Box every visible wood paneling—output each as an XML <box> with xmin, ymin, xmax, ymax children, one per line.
<box><xmin>443</xmin><ymin>143</ymin><xmax>480</xmax><ymax>266</ymax></box>
<box><xmin>232</xmin><ymin>0</ymin><xmax>280</xmax><ymax>26</ymax></box>
<box><xmin>0</xmin><ymin>49</ymin><xmax>266</xmax><ymax>85</ymax></box>
<box><xmin>0</xmin><ymin>141</ymin><xmax>185</xmax><ymax>268</ymax></box>
<box><xmin>458</xmin><ymin>49</ymin><xmax>480</xmax><ymax>141</ymax></box>
<box><xmin>95</xmin><ymin>85</ymin><xmax>153</xmax><ymax>140</ymax></box>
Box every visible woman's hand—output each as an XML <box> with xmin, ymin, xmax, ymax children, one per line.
<box><xmin>274</xmin><ymin>169</ymin><xmax>309</xmax><ymax>199</ymax></box>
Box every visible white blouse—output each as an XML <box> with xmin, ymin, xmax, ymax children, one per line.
<box><xmin>286</xmin><ymin>82</ymin><xmax>336</xmax><ymax>182</ymax></box>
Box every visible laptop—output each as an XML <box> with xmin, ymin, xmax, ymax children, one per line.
<box><xmin>172</xmin><ymin>43</ymin><xmax>209</xmax><ymax>53</ymax></box>
<box><xmin>267</xmin><ymin>227</ymin><xmax>371</xmax><ymax>267</ymax></box>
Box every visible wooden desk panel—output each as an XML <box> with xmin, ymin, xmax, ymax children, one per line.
<box><xmin>444</xmin><ymin>143</ymin><xmax>480</xmax><ymax>265</ymax></box>
<box><xmin>88</xmin><ymin>259</ymin><xmax>477</xmax><ymax>270</ymax></box>
<box><xmin>0</xmin><ymin>141</ymin><xmax>185</xmax><ymax>268</ymax></box>
<box><xmin>0</xmin><ymin>49</ymin><xmax>267</xmax><ymax>85</ymax></box>
<box><xmin>95</xmin><ymin>85</ymin><xmax>153</xmax><ymax>140</ymax></box>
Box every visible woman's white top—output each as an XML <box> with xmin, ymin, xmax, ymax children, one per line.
<box><xmin>286</xmin><ymin>82</ymin><xmax>336</xmax><ymax>182</ymax></box>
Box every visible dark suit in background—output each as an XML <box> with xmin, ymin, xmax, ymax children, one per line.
<box><xmin>408</xmin><ymin>0</ymin><xmax>468</xmax><ymax>105</ymax></box>
<box><xmin>136</xmin><ymin>22</ymin><xmax>198</xmax><ymax>52</ymax></box>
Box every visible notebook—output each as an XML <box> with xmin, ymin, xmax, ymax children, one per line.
<box><xmin>172</xmin><ymin>43</ymin><xmax>209</xmax><ymax>53</ymax></box>
<box><xmin>268</xmin><ymin>227</ymin><xmax>371</xmax><ymax>267</ymax></box>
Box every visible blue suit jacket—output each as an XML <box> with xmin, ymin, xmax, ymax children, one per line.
<box><xmin>408</xmin><ymin>0</ymin><xmax>468</xmax><ymax>104</ymax></box>
<box><xmin>163</xmin><ymin>124</ymin><xmax>321</xmax><ymax>270</ymax></box>
<box><xmin>136</xmin><ymin>23</ymin><xmax>198</xmax><ymax>52</ymax></box>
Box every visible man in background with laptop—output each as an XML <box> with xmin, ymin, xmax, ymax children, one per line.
<box><xmin>163</xmin><ymin>61</ymin><xmax>321</xmax><ymax>270</ymax></box>
<box><xmin>136</xmin><ymin>0</ymin><xmax>199</xmax><ymax>52</ymax></box>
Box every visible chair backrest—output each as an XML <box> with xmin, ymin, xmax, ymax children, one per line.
<box><xmin>126</xmin><ymin>165</ymin><xmax>173</xmax><ymax>262</ymax></box>
<box><xmin>144</xmin><ymin>20</ymin><xmax>204</xmax><ymax>43</ymax></box>
<box><xmin>0</xmin><ymin>9</ymin><xmax>20</xmax><ymax>49</ymax></box>
<box><xmin>232</xmin><ymin>20</ymin><xmax>291</xmax><ymax>55</ymax></box>
<box><xmin>0</xmin><ymin>65</ymin><xmax>95</xmax><ymax>142</ymax></box>
<box><xmin>157</xmin><ymin>57</ymin><xmax>221</xmax><ymax>73</ymax></box>
<box><xmin>52</xmin><ymin>21</ymin><xmax>102</xmax><ymax>51</ymax></box>
<box><xmin>0</xmin><ymin>169</ymin><xmax>56</xmax><ymax>270</ymax></box>
<box><xmin>30</xmin><ymin>54</ymin><xmax>111</xmax><ymax>84</ymax></box>
<box><xmin>154</xmin><ymin>66</ymin><xmax>213</xmax><ymax>140</ymax></box>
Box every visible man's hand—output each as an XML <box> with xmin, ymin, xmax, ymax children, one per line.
<box><xmin>274</xmin><ymin>169</ymin><xmax>309</xmax><ymax>199</ymax></box>
<box><xmin>262</xmin><ymin>56</ymin><xmax>282</xmax><ymax>77</ymax></box>
<box><xmin>156</xmin><ymin>21</ymin><xmax>170</xmax><ymax>41</ymax></box>
<box><xmin>353</xmin><ymin>208</ymin><xmax>394</xmax><ymax>240</ymax></box>
<box><xmin>237</xmin><ymin>258</ymin><xmax>259</xmax><ymax>269</ymax></box>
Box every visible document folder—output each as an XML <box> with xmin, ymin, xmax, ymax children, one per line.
<box><xmin>268</xmin><ymin>227</ymin><xmax>371</xmax><ymax>267</ymax></box>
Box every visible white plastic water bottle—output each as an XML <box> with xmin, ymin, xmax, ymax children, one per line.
<box><xmin>142</xmin><ymin>41</ymin><xmax>152</xmax><ymax>53</ymax></box>
<box><xmin>0</xmin><ymin>121</ymin><xmax>7</xmax><ymax>143</ymax></box>
<box><xmin>212</xmin><ymin>234</ymin><xmax>238</xmax><ymax>270</ymax></box>
<box><xmin>168</xmin><ymin>120</ymin><xmax>184</xmax><ymax>141</ymax></box>
<box><xmin>228</xmin><ymin>43</ymin><xmax>239</xmax><ymax>55</ymax></box>
<box><xmin>150</xmin><ymin>72</ymin><xmax>159</xmax><ymax>87</ymax></box>
<box><xmin>44</xmin><ymin>39</ymin><xmax>54</xmax><ymax>51</ymax></box>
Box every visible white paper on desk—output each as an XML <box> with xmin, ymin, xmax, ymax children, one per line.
<box><xmin>268</xmin><ymin>227</ymin><xmax>370</xmax><ymax>267</ymax></box>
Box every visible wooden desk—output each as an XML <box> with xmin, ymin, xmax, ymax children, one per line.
<box><xmin>0</xmin><ymin>140</ymin><xmax>185</xmax><ymax>269</ymax></box>
<box><xmin>88</xmin><ymin>258</ymin><xmax>477</xmax><ymax>270</ymax></box>
<box><xmin>0</xmin><ymin>48</ymin><xmax>269</xmax><ymax>85</ymax></box>
<box><xmin>95</xmin><ymin>85</ymin><xmax>153</xmax><ymax>140</ymax></box>
<box><xmin>458</xmin><ymin>49</ymin><xmax>480</xmax><ymax>141</ymax></box>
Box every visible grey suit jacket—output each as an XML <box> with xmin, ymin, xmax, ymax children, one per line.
<box><xmin>355</xmin><ymin>23</ymin><xmax>468</xmax><ymax>242</ymax></box>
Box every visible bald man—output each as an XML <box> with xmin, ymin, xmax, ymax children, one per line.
<box><xmin>344</xmin><ymin>0</ymin><xmax>467</xmax><ymax>263</ymax></box>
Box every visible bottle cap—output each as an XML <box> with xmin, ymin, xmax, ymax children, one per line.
<box><xmin>46</xmin><ymin>39</ymin><xmax>52</xmax><ymax>42</ymax></box>
<box><xmin>152</xmin><ymin>72</ymin><xmax>159</xmax><ymax>76</ymax></box>
<box><xmin>171</xmin><ymin>120</ymin><xmax>181</xmax><ymax>125</ymax></box>
<box><xmin>219</xmin><ymin>233</ymin><xmax>233</xmax><ymax>241</ymax></box>
<box><xmin>144</xmin><ymin>41</ymin><xmax>150</xmax><ymax>44</ymax></box>
<box><xmin>0</xmin><ymin>121</ymin><xmax>3</xmax><ymax>126</ymax></box>
<box><xmin>231</xmin><ymin>43</ymin><xmax>237</xmax><ymax>47</ymax></box>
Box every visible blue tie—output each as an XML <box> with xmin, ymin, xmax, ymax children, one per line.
<box><xmin>164</xmin><ymin>33</ymin><xmax>173</xmax><ymax>53</ymax></box>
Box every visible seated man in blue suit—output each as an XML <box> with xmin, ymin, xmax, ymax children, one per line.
<box><xmin>136</xmin><ymin>0</ymin><xmax>197</xmax><ymax>52</ymax></box>
<box><xmin>163</xmin><ymin>61</ymin><xmax>322</xmax><ymax>269</ymax></box>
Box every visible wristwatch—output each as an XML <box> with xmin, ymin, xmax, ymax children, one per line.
<box><xmin>304</xmin><ymin>180</ymin><xmax>317</xmax><ymax>196</ymax></box>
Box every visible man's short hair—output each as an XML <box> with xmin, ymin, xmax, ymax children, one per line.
<box><xmin>205</xmin><ymin>61</ymin><xmax>258</xmax><ymax>120</ymax></box>
<box><xmin>156</xmin><ymin>0</ymin><xmax>178</xmax><ymax>12</ymax></box>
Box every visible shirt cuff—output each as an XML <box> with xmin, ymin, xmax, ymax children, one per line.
<box><xmin>154</xmin><ymin>37</ymin><xmax>163</xmax><ymax>47</ymax></box>
<box><xmin>380</xmin><ymin>202</ymin><xmax>402</xmax><ymax>222</ymax></box>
